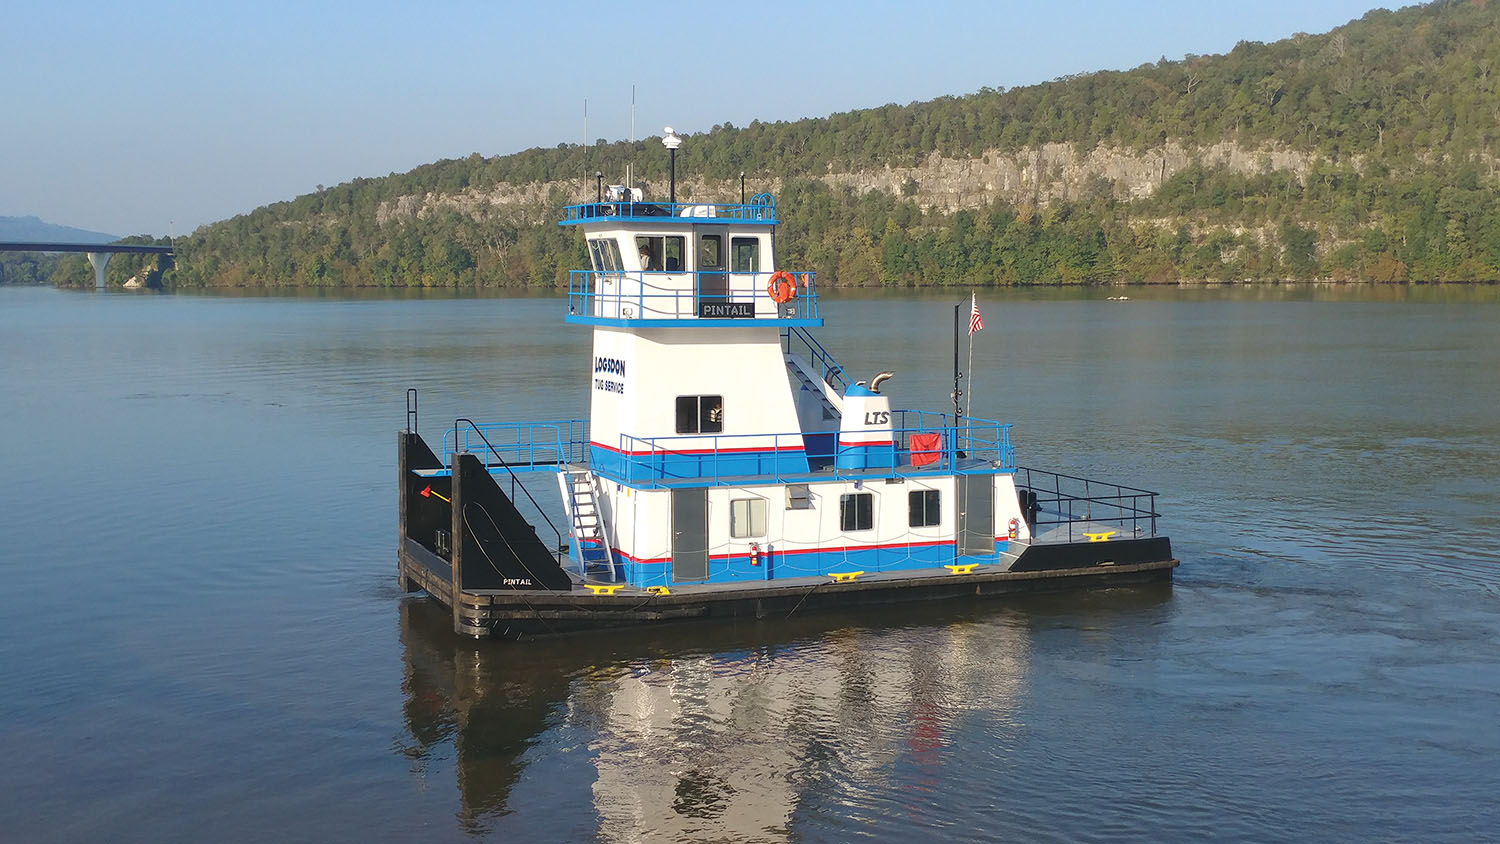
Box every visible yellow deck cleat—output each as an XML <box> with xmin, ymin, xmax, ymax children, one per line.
<box><xmin>1084</xmin><ymin>531</ymin><xmax>1117</xmax><ymax>543</ymax></box>
<box><xmin>645</xmin><ymin>585</ymin><xmax>671</xmax><ymax>596</ymax></box>
<box><xmin>584</xmin><ymin>583</ymin><xmax>625</xmax><ymax>595</ymax></box>
<box><xmin>944</xmin><ymin>563</ymin><xmax>979</xmax><ymax>575</ymax></box>
<box><xmin>828</xmin><ymin>571</ymin><xmax>865</xmax><ymax>583</ymax></box>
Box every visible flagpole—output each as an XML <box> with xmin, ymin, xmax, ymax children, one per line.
<box><xmin>952</xmin><ymin>300</ymin><xmax>963</xmax><ymax>426</ymax></box>
<box><xmin>966</xmin><ymin>292</ymin><xmax>976</xmax><ymax>420</ymax></box>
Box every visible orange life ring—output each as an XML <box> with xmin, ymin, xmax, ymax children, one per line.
<box><xmin>767</xmin><ymin>270</ymin><xmax>796</xmax><ymax>304</ymax></box>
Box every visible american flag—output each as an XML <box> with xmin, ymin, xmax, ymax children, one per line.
<box><xmin>968</xmin><ymin>293</ymin><xmax>984</xmax><ymax>335</ymax></box>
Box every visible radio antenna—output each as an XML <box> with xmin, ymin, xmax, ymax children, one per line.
<box><xmin>626</xmin><ymin>84</ymin><xmax>636</xmax><ymax>190</ymax></box>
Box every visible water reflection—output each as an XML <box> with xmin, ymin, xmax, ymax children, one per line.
<box><xmin>396</xmin><ymin>586</ymin><xmax>1173</xmax><ymax>840</ymax></box>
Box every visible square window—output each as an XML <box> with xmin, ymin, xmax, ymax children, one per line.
<box><xmin>909</xmin><ymin>489</ymin><xmax>940</xmax><ymax>527</ymax></box>
<box><xmin>840</xmin><ymin>493</ymin><xmax>873</xmax><ymax>532</ymax></box>
<box><xmin>730</xmin><ymin>498</ymin><xmax>766</xmax><ymax>538</ymax></box>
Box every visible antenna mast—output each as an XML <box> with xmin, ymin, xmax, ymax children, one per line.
<box><xmin>626</xmin><ymin>84</ymin><xmax>636</xmax><ymax>191</ymax></box>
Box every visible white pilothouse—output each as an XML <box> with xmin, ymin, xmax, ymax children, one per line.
<box><xmin>552</xmin><ymin>185</ymin><xmax>1025</xmax><ymax>587</ymax></box>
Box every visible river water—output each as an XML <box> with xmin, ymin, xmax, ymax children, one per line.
<box><xmin>1</xmin><ymin>284</ymin><xmax>1497</xmax><ymax>842</ymax></box>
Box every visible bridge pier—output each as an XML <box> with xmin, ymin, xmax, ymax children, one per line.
<box><xmin>86</xmin><ymin>252</ymin><xmax>112</xmax><ymax>290</ymax></box>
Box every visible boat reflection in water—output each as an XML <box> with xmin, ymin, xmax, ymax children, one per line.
<box><xmin>395</xmin><ymin>586</ymin><xmax>1171</xmax><ymax>839</ymax></box>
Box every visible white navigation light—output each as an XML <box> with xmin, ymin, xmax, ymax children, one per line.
<box><xmin>662</xmin><ymin>127</ymin><xmax>682</xmax><ymax>150</ymax></box>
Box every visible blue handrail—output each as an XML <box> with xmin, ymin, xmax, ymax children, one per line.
<box><xmin>443</xmin><ymin>419</ymin><xmax>590</xmax><ymax>470</ymax></box>
<box><xmin>604</xmin><ymin>415</ymin><xmax>1013</xmax><ymax>487</ymax></box>
<box><xmin>568</xmin><ymin>269</ymin><xmax>819</xmax><ymax>321</ymax></box>
<box><xmin>560</xmin><ymin>197</ymin><xmax>777</xmax><ymax>224</ymax></box>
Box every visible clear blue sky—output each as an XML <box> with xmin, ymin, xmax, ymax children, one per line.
<box><xmin>3</xmin><ymin>0</ymin><xmax>1388</xmax><ymax>237</ymax></box>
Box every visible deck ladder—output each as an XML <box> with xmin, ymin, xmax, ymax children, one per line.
<box><xmin>559</xmin><ymin>466</ymin><xmax>618</xmax><ymax>582</ymax></box>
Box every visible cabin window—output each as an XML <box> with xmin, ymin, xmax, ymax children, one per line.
<box><xmin>634</xmin><ymin>235</ymin><xmax>684</xmax><ymax>272</ymax></box>
<box><xmin>909</xmin><ymin>489</ymin><xmax>940</xmax><ymax>528</ymax></box>
<box><xmin>589</xmin><ymin>237</ymin><xmax>623</xmax><ymax>272</ymax></box>
<box><xmin>840</xmin><ymin>493</ymin><xmax>874</xmax><ymax>532</ymax></box>
<box><xmin>675</xmin><ymin>395</ymin><xmax>724</xmax><ymax>434</ymax></box>
<box><xmin>730</xmin><ymin>498</ymin><xmax>767</xmax><ymax>538</ymax></box>
<box><xmin>731</xmin><ymin>237</ymin><xmax>760</xmax><ymax>272</ymax></box>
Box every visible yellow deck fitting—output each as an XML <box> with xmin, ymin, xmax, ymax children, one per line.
<box><xmin>1084</xmin><ymin>531</ymin><xmax>1117</xmax><ymax>543</ymax></box>
<box><xmin>828</xmin><ymin>571</ymin><xmax>865</xmax><ymax>583</ymax></box>
<box><xmin>645</xmin><ymin>585</ymin><xmax>670</xmax><ymax>596</ymax></box>
<box><xmin>944</xmin><ymin>563</ymin><xmax>979</xmax><ymax>575</ymax></box>
<box><xmin>584</xmin><ymin>584</ymin><xmax>624</xmax><ymax>595</ymax></box>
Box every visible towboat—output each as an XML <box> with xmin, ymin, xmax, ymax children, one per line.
<box><xmin>397</xmin><ymin>182</ymin><xmax>1175</xmax><ymax>639</ymax></box>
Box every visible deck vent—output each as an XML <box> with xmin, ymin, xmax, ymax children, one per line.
<box><xmin>786</xmin><ymin>484</ymin><xmax>813</xmax><ymax>510</ymax></box>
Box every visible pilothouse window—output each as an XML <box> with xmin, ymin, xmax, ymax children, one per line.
<box><xmin>675</xmin><ymin>395</ymin><xmax>724</xmax><ymax>434</ymax></box>
<box><xmin>634</xmin><ymin>236</ymin><xmax>684</xmax><ymax>271</ymax></box>
<box><xmin>699</xmin><ymin>236</ymin><xmax>721</xmax><ymax>268</ymax></box>
<box><xmin>731</xmin><ymin>237</ymin><xmax>760</xmax><ymax>272</ymax></box>
<box><xmin>588</xmin><ymin>238</ymin><xmax>623</xmax><ymax>272</ymax></box>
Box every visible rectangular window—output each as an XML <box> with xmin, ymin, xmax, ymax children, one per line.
<box><xmin>909</xmin><ymin>489</ymin><xmax>940</xmax><ymax>528</ymax></box>
<box><xmin>731</xmin><ymin>237</ymin><xmax>760</xmax><ymax>272</ymax></box>
<box><xmin>675</xmin><ymin>395</ymin><xmax>724</xmax><ymax>434</ymax></box>
<box><xmin>634</xmin><ymin>235</ymin><xmax>684</xmax><ymax>272</ymax></box>
<box><xmin>840</xmin><ymin>493</ymin><xmax>873</xmax><ymax>532</ymax></box>
<box><xmin>699</xmin><ymin>235</ymin><xmax>722</xmax><ymax>269</ymax></box>
<box><xmin>663</xmin><ymin>236</ymin><xmax>683</xmax><ymax>271</ymax></box>
<box><xmin>730</xmin><ymin>498</ymin><xmax>767</xmax><ymax>538</ymax></box>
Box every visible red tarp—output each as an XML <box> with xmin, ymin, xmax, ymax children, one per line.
<box><xmin>909</xmin><ymin>432</ymin><xmax>943</xmax><ymax>467</ymax></box>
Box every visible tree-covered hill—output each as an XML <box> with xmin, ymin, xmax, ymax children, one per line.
<box><xmin>102</xmin><ymin>0</ymin><xmax>1500</xmax><ymax>289</ymax></box>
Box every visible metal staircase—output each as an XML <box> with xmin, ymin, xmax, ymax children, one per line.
<box><xmin>785</xmin><ymin>355</ymin><xmax>843</xmax><ymax>420</ymax></box>
<box><xmin>558</xmin><ymin>466</ymin><xmax>618</xmax><ymax>581</ymax></box>
<box><xmin>781</xmin><ymin>326</ymin><xmax>847</xmax><ymax>421</ymax></box>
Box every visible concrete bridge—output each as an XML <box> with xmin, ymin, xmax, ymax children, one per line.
<box><xmin>0</xmin><ymin>241</ymin><xmax>174</xmax><ymax>289</ymax></box>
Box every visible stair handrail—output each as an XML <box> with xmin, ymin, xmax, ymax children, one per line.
<box><xmin>452</xmin><ymin>418</ymin><xmax>565</xmax><ymax>558</ymax></box>
<box><xmin>782</xmin><ymin>326</ymin><xmax>849</xmax><ymax>391</ymax></box>
<box><xmin>586</xmin><ymin>470</ymin><xmax>619</xmax><ymax>583</ymax></box>
<box><xmin>556</xmin><ymin>471</ymin><xmax>587</xmax><ymax>577</ymax></box>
